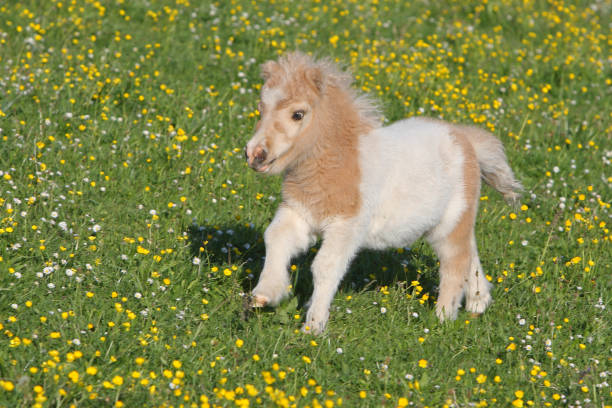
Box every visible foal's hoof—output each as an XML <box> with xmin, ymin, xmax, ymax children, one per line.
<box><xmin>301</xmin><ymin>323</ymin><xmax>325</xmax><ymax>336</ymax></box>
<box><xmin>250</xmin><ymin>294</ymin><xmax>269</xmax><ymax>308</ymax></box>
<box><xmin>469</xmin><ymin>312</ymin><xmax>483</xmax><ymax>318</ymax></box>
<box><xmin>301</xmin><ymin>324</ymin><xmax>318</xmax><ymax>335</ymax></box>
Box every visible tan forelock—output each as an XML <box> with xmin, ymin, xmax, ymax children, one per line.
<box><xmin>262</xmin><ymin>52</ymin><xmax>379</xmax><ymax>122</ymax></box>
<box><xmin>283</xmin><ymin>68</ymin><xmax>321</xmax><ymax>107</ymax></box>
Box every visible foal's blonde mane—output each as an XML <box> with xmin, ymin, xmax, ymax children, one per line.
<box><xmin>265</xmin><ymin>52</ymin><xmax>382</xmax><ymax>129</ymax></box>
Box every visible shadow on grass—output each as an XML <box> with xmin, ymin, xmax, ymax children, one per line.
<box><xmin>187</xmin><ymin>222</ymin><xmax>440</xmax><ymax>309</ymax></box>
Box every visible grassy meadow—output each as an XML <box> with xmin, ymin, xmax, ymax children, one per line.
<box><xmin>0</xmin><ymin>0</ymin><xmax>611</xmax><ymax>407</ymax></box>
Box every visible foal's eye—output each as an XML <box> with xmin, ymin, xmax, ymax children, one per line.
<box><xmin>292</xmin><ymin>110</ymin><xmax>305</xmax><ymax>121</ymax></box>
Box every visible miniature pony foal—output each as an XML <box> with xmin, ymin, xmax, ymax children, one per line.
<box><xmin>245</xmin><ymin>52</ymin><xmax>521</xmax><ymax>334</ymax></box>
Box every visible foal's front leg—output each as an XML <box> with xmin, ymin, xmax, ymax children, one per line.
<box><xmin>252</xmin><ymin>205</ymin><xmax>313</xmax><ymax>307</ymax></box>
<box><xmin>304</xmin><ymin>221</ymin><xmax>360</xmax><ymax>334</ymax></box>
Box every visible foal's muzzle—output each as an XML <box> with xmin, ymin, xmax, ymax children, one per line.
<box><xmin>245</xmin><ymin>145</ymin><xmax>269</xmax><ymax>172</ymax></box>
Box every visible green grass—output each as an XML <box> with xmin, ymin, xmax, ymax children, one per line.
<box><xmin>0</xmin><ymin>0</ymin><xmax>610</xmax><ymax>407</ymax></box>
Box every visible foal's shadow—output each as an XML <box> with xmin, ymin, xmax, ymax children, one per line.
<box><xmin>187</xmin><ymin>222</ymin><xmax>439</xmax><ymax>310</ymax></box>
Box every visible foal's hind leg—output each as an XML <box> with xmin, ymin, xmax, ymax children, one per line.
<box><xmin>431</xmin><ymin>128</ymin><xmax>492</xmax><ymax>320</ymax></box>
<box><xmin>431</xmin><ymin>235</ymin><xmax>471</xmax><ymax>321</ymax></box>
<box><xmin>464</xmin><ymin>244</ymin><xmax>492</xmax><ymax>315</ymax></box>
<box><xmin>429</xmin><ymin>191</ymin><xmax>480</xmax><ymax>320</ymax></box>
<box><xmin>430</xmin><ymin>221</ymin><xmax>492</xmax><ymax>320</ymax></box>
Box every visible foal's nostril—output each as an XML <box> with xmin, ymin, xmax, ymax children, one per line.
<box><xmin>253</xmin><ymin>148</ymin><xmax>267</xmax><ymax>164</ymax></box>
<box><xmin>244</xmin><ymin>147</ymin><xmax>249</xmax><ymax>161</ymax></box>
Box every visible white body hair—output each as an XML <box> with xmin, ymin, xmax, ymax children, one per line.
<box><xmin>360</xmin><ymin>119</ymin><xmax>464</xmax><ymax>249</ymax></box>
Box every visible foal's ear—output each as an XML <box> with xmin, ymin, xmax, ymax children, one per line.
<box><xmin>261</xmin><ymin>60</ymin><xmax>280</xmax><ymax>82</ymax></box>
<box><xmin>304</xmin><ymin>67</ymin><xmax>324</xmax><ymax>94</ymax></box>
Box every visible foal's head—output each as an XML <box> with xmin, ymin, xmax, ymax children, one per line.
<box><xmin>245</xmin><ymin>51</ymin><xmax>380</xmax><ymax>174</ymax></box>
<box><xmin>244</xmin><ymin>52</ymin><xmax>332</xmax><ymax>173</ymax></box>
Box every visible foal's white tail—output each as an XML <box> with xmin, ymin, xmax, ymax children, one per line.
<box><xmin>459</xmin><ymin>125</ymin><xmax>523</xmax><ymax>202</ymax></box>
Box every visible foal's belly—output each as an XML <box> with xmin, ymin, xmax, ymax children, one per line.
<box><xmin>362</xmin><ymin>201</ymin><xmax>444</xmax><ymax>250</ymax></box>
